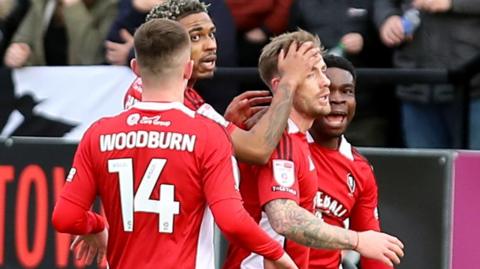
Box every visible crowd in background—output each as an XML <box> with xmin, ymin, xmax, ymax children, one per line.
<box><xmin>0</xmin><ymin>0</ymin><xmax>479</xmax><ymax>149</ymax></box>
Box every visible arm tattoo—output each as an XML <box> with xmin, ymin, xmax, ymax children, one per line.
<box><xmin>265</xmin><ymin>199</ymin><xmax>356</xmax><ymax>250</ymax></box>
<box><xmin>261</xmin><ymin>82</ymin><xmax>293</xmax><ymax>149</ymax></box>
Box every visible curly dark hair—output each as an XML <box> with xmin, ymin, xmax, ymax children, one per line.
<box><xmin>323</xmin><ymin>54</ymin><xmax>357</xmax><ymax>81</ymax></box>
<box><xmin>146</xmin><ymin>0</ymin><xmax>209</xmax><ymax>22</ymax></box>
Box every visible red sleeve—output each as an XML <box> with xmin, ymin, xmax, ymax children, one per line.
<box><xmin>52</xmin><ymin>123</ymin><xmax>105</xmax><ymax>235</ymax></box>
<box><xmin>59</xmin><ymin>123</ymin><xmax>100</xmax><ymax>212</ymax></box>
<box><xmin>52</xmin><ymin>196</ymin><xmax>105</xmax><ymax>235</ymax></box>
<box><xmin>256</xmin><ymin>135</ymin><xmax>300</xmax><ymax>207</ymax></box>
<box><xmin>200</xmin><ymin>122</ymin><xmax>284</xmax><ymax>260</ymax></box>
<box><xmin>211</xmin><ymin>199</ymin><xmax>284</xmax><ymax>261</ymax></box>
<box><xmin>350</xmin><ymin>162</ymin><xmax>393</xmax><ymax>269</ymax></box>
<box><xmin>200</xmin><ymin>122</ymin><xmax>242</xmax><ymax>206</ymax></box>
<box><xmin>263</xmin><ymin>0</ymin><xmax>294</xmax><ymax>34</ymax></box>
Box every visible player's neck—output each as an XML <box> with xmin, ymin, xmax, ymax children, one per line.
<box><xmin>141</xmin><ymin>78</ymin><xmax>186</xmax><ymax>103</ymax></box>
<box><xmin>290</xmin><ymin>109</ymin><xmax>314</xmax><ymax>133</ymax></box>
<box><xmin>187</xmin><ymin>78</ymin><xmax>196</xmax><ymax>88</ymax></box>
<box><xmin>310</xmin><ymin>130</ymin><xmax>340</xmax><ymax>150</ymax></box>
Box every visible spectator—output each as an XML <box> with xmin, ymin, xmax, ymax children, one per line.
<box><xmin>0</xmin><ymin>0</ymin><xmax>30</xmax><ymax>65</ymax></box>
<box><xmin>289</xmin><ymin>0</ymin><xmax>400</xmax><ymax>147</ymax></box>
<box><xmin>4</xmin><ymin>0</ymin><xmax>117</xmax><ymax>68</ymax></box>
<box><xmin>225</xmin><ymin>0</ymin><xmax>293</xmax><ymax>69</ymax></box>
<box><xmin>374</xmin><ymin>0</ymin><xmax>480</xmax><ymax>149</ymax></box>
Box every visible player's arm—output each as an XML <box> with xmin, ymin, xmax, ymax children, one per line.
<box><xmin>264</xmin><ymin>199</ymin><xmax>404</xmax><ymax>267</ymax></box>
<box><xmin>229</xmin><ymin>41</ymin><xmax>321</xmax><ymax>164</ymax></box>
<box><xmin>52</xmin><ymin>124</ymin><xmax>100</xmax><ymax>234</ymax></box>
<box><xmin>210</xmin><ymin>198</ymin><xmax>297</xmax><ymax>269</ymax></box>
<box><xmin>51</xmin><ymin>123</ymin><xmax>108</xmax><ymax>265</ymax></box>
<box><xmin>350</xmin><ymin>162</ymin><xmax>395</xmax><ymax>268</ymax></box>
<box><xmin>201</xmin><ymin>123</ymin><xmax>297</xmax><ymax>268</ymax></box>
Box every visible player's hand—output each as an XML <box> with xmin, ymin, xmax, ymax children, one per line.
<box><xmin>264</xmin><ymin>252</ymin><xmax>299</xmax><ymax>269</ymax></box>
<box><xmin>224</xmin><ymin>90</ymin><xmax>271</xmax><ymax>129</ymax></box>
<box><xmin>379</xmin><ymin>15</ymin><xmax>405</xmax><ymax>47</ymax></box>
<box><xmin>356</xmin><ymin>230</ymin><xmax>404</xmax><ymax>267</ymax></box>
<box><xmin>105</xmin><ymin>29</ymin><xmax>134</xmax><ymax>66</ymax></box>
<box><xmin>4</xmin><ymin>42</ymin><xmax>31</xmax><ymax>68</ymax></box>
<box><xmin>244</xmin><ymin>106</ymin><xmax>268</xmax><ymax>130</ymax></box>
<box><xmin>277</xmin><ymin>41</ymin><xmax>322</xmax><ymax>89</ymax></box>
<box><xmin>70</xmin><ymin>228</ymin><xmax>108</xmax><ymax>265</ymax></box>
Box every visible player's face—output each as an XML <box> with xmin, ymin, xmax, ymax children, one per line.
<box><xmin>293</xmin><ymin>57</ymin><xmax>331</xmax><ymax>119</ymax></box>
<box><xmin>178</xmin><ymin>12</ymin><xmax>217</xmax><ymax>80</ymax></box>
<box><xmin>313</xmin><ymin>67</ymin><xmax>356</xmax><ymax>137</ymax></box>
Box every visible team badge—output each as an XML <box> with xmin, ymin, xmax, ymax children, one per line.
<box><xmin>347</xmin><ymin>173</ymin><xmax>355</xmax><ymax>194</ymax></box>
<box><xmin>273</xmin><ymin>160</ymin><xmax>295</xmax><ymax>187</ymax></box>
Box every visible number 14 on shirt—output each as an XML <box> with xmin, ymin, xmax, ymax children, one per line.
<box><xmin>108</xmin><ymin>158</ymin><xmax>180</xmax><ymax>233</ymax></box>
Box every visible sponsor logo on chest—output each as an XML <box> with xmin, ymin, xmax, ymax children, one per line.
<box><xmin>314</xmin><ymin>191</ymin><xmax>348</xmax><ymax>218</ymax></box>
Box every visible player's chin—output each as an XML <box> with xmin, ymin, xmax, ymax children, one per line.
<box><xmin>195</xmin><ymin>69</ymin><xmax>215</xmax><ymax>79</ymax></box>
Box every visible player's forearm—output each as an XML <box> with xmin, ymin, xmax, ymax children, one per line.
<box><xmin>265</xmin><ymin>199</ymin><xmax>357</xmax><ymax>250</ymax></box>
<box><xmin>210</xmin><ymin>199</ymin><xmax>284</xmax><ymax>260</ymax></box>
<box><xmin>241</xmin><ymin>80</ymin><xmax>296</xmax><ymax>163</ymax></box>
<box><xmin>52</xmin><ymin>197</ymin><xmax>105</xmax><ymax>235</ymax></box>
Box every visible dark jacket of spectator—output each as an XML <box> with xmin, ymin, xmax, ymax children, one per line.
<box><xmin>11</xmin><ymin>0</ymin><xmax>117</xmax><ymax>66</ymax></box>
<box><xmin>374</xmin><ymin>0</ymin><xmax>480</xmax><ymax>101</ymax></box>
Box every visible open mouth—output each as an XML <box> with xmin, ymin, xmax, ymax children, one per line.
<box><xmin>199</xmin><ymin>54</ymin><xmax>217</xmax><ymax>71</ymax></box>
<box><xmin>324</xmin><ymin>111</ymin><xmax>347</xmax><ymax>126</ymax></box>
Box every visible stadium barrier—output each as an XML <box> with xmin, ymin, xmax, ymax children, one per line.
<box><xmin>0</xmin><ymin>138</ymin><xmax>479</xmax><ymax>269</ymax></box>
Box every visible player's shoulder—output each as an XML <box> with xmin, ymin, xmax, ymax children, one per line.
<box><xmin>352</xmin><ymin>147</ymin><xmax>371</xmax><ymax>164</ymax></box>
<box><xmin>194</xmin><ymin>113</ymin><xmax>230</xmax><ymax>137</ymax></box>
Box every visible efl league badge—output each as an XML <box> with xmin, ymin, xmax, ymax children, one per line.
<box><xmin>347</xmin><ymin>173</ymin><xmax>355</xmax><ymax>196</ymax></box>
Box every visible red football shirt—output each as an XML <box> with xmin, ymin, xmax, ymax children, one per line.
<box><xmin>123</xmin><ymin>77</ymin><xmax>236</xmax><ymax>134</ymax></box>
<box><xmin>223</xmin><ymin>120</ymin><xmax>318</xmax><ymax>269</ymax></box>
<box><xmin>308</xmin><ymin>136</ymin><xmax>392</xmax><ymax>269</ymax></box>
<box><xmin>55</xmin><ymin>102</ymin><xmax>283</xmax><ymax>269</ymax></box>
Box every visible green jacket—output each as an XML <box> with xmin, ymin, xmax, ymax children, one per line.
<box><xmin>12</xmin><ymin>0</ymin><xmax>118</xmax><ymax>66</ymax></box>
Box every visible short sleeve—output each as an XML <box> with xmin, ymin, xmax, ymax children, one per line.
<box><xmin>256</xmin><ymin>134</ymin><xmax>300</xmax><ymax>207</ymax></box>
<box><xmin>349</xmin><ymin>162</ymin><xmax>381</xmax><ymax>231</ymax></box>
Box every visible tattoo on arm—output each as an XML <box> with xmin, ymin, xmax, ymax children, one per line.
<box><xmin>255</xmin><ymin>82</ymin><xmax>293</xmax><ymax>149</ymax></box>
<box><xmin>264</xmin><ymin>199</ymin><xmax>356</xmax><ymax>250</ymax></box>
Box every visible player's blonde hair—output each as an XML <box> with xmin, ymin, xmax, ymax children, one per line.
<box><xmin>258</xmin><ymin>30</ymin><xmax>324</xmax><ymax>87</ymax></box>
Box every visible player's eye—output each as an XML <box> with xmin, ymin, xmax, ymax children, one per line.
<box><xmin>190</xmin><ymin>34</ymin><xmax>200</xmax><ymax>42</ymax></box>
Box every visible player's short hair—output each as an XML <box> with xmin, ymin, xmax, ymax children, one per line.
<box><xmin>258</xmin><ymin>29</ymin><xmax>324</xmax><ymax>87</ymax></box>
<box><xmin>323</xmin><ymin>54</ymin><xmax>357</xmax><ymax>81</ymax></box>
<box><xmin>146</xmin><ymin>0</ymin><xmax>209</xmax><ymax>22</ymax></box>
<box><xmin>134</xmin><ymin>19</ymin><xmax>190</xmax><ymax>75</ymax></box>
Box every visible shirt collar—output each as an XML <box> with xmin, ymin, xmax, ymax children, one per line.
<box><xmin>132</xmin><ymin>101</ymin><xmax>195</xmax><ymax>118</ymax></box>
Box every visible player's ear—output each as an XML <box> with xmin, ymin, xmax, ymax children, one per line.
<box><xmin>130</xmin><ymin>58</ymin><xmax>140</xmax><ymax>77</ymax></box>
<box><xmin>270</xmin><ymin>77</ymin><xmax>281</xmax><ymax>95</ymax></box>
<box><xmin>184</xmin><ymin>60</ymin><xmax>193</xmax><ymax>81</ymax></box>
